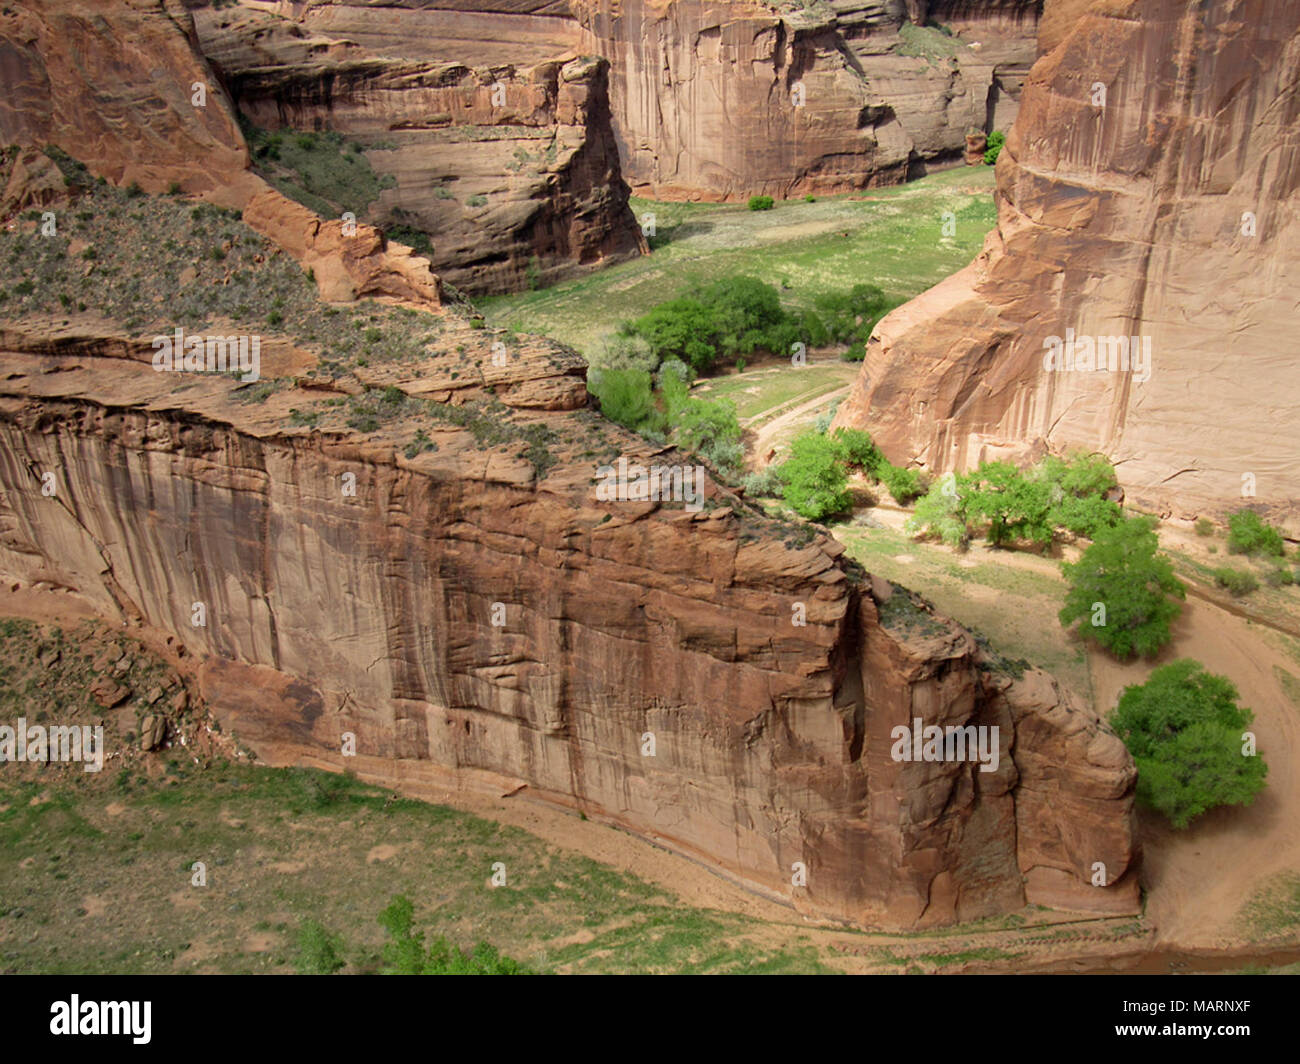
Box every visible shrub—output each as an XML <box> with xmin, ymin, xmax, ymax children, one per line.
<box><xmin>984</xmin><ymin>130</ymin><xmax>1005</xmax><ymax>165</ymax></box>
<box><xmin>877</xmin><ymin>462</ymin><xmax>926</xmax><ymax>505</ymax></box>
<box><xmin>1213</xmin><ymin>567</ymin><xmax>1259</xmax><ymax>596</ymax></box>
<box><xmin>747</xmin><ymin>195</ymin><xmax>775</xmax><ymax>211</ymax></box>
<box><xmin>777</xmin><ymin>430</ymin><xmax>850</xmax><ymax>521</ymax></box>
<box><xmin>1059</xmin><ymin>516</ymin><xmax>1186</xmax><ymax>658</ymax></box>
<box><xmin>588</xmin><ymin>368</ymin><xmax>659</xmax><ymax>432</ymax></box>
<box><xmin>591</xmin><ymin>332</ymin><xmax>658</xmax><ymax>374</ymax></box>
<box><xmin>466</xmin><ymin>194</ymin><xmax>487</xmax><ymax>208</ymax></box>
<box><xmin>295</xmin><ymin>919</ymin><xmax>346</xmax><ymax>974</ymax></box>
<box><xmin>741</xmin><ymin>467</ymin><xmax>784</xmax><ymax>498</ymax></box>
<box><xmin>1110</xmin><ymin>659</ymin><xmax>1267</xmax><ymax>829</ymax></box>
<box><xmin>404</xmin><ymin>429</ymin><xmax>436</xmax><ymax>459</ymax></box>
<box><xmin>655</xmin><ymin>357</ymin><xmax>691</xmax><ymax>388</ymax></box>
<box><xmin>1195</xmin><ymin>517</ymin><xmax>1215</xmax><ymax>537</ymax></box>
<box><xmin>379</xmin><ymin>894</ymin><xmax>532</xmax><ymax>974</ymax></box>
<box><xmin>1264</xmin><ymin>566</ymin><xmax>1294</xmax><ymax>588</ymax></box>
<box><xmin>841</xmin><ymin>341</ymin><xmax>866</xmax><ymax>362</ymax></box>
<box><xmin>671</xmin><ymin>393</ymin><xmax>741</xmax><ymax>465</ymax></box>
<box><xmin>1226</xmin><ymin>509</ymin><xmax>1285</xmax><ymax>557</ymax></box>
<box><xmin>804</xmin><ymin>194</ymin><xmax>816</xmax><ymax>202</ymax></box>
<box><xmin>906</xmin><ymin>481</ymin><xmax>968</xmax><ymax>547</ymax></box>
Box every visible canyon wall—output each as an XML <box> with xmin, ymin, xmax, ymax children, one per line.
<box><xmin>0</xmin><ymin>0</ymin><xmax>448</xmax><ymax>308</ymax></box>
<box><xmin>834</xmin><ymin>0</ymin><xmax>1300</xmax><ymax>527</ymax></box>
<box><xmin>573</xmin><ymin>0</ymin><xmax>1043</xmax><ymax>199</ymax></box>
<box><xmin>0</xmin><ymin>331</ymin><xmax>1137</xmax><ymax>928</ymax></box>
<box><xmin>192</xmin><ymin>1</ymin><xmax>645</xmax><ymax>293</ymax></box>
<box><xmin>0</xmin><ymin>0</ymin><xmax>644</xmax><ymax>298</ymax></box>
<box><xmin>204</xmin><ymin>1</ymin><xmax>1041</xmax><ymax>202</ymax></box>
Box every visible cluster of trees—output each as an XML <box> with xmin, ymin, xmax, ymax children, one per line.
<box><xmin>1054</xmin><ymin>511</ymin><xmax>1270</xmax><ymax>829</ymax></box>
<box><xmin>749</xmin><ymin>427</ymin><xmax>925</xmax><ymax>521</ymax></box>
<box><xmin>606</xmin><ymin>275</ymin><xmax>896</xmax><ymax>375</ymax></box>
<box><xmin>588</xmin><ymin>358</ymin><xmax>745</xmax><ymax>476</ymax></box>
<box><xmin>293</xmin><ymin>894</ymin><xmax>532</xmax><ymax>974</ymax></box>
<box><xmin>755</xmin><ymin>431</ymin><xmax>1271</xmax><ymax>831</ymax></box>
<box><xmin>906</xmin><ymin>453</ymin><xmax>1121</xmax><ymax>549</ymax></box>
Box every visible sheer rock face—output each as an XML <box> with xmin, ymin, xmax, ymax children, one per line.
<box><xmin>0</xmin><ymin>335</ymin><xmax>1137</xmax><ymax>928</ymax></box>
<box><xmin>192</xmin><ymin>4</ymin><xmax>646</xmax><ymax>294</ymax></box>
<box><xmin>570</xmin><ymin>0</ymin><xmax>1042</xmax><ymax>199</ymax></box>
<box><xmin>0</xmin><ymin>0</ymin><xmax>248</xmax><ymax>195</ymax></box>
<box><xmin>201</xmin><ymin>0</ymin><xmax>1041</xmax><ymax>202</ymax></box>
<box><xmin>834</xmin><ymin>0</ymin><xmax>1300</xmax><ymax>527</ymax></box>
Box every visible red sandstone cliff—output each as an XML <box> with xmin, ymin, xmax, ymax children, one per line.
<box><xmin>574</xmin><ymin>0</ymin><xmax>1042</xmax><ymax>199</ymax></box>
<box><xmin>191</xmin><ymin>1</ymin><xmax>646</xmax><ymax>293</ymax></box>
<box><xmin>0</xmin><ymin>323</ymin><xmax>1138</xmax><ymax>927</ymax></box>
<box><xmin>834</xmin><ymin>0</ymin><xmax>1300</xmax><ymax>527</ymax></box>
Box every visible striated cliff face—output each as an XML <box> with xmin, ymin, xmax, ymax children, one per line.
<box><xmin>200</xmin><ymin>1</ymin><xmax>1041</xmax><ymax>202</ymax></box>
<box><xmin>572</xmin><ymin>0</ymin><xmax>1042</xmax><ymax>199</ymax></box>
<box><xmin>0</xmin><ymin>327</ymin><xmax>1137</xmax><ymax>928</ymax></box>
<box><xmin>834</xmin><ymin>0</ymin><xmax>1300</xmax><ymax>526</ymax></box>
<box><xmin>192</xmin><ymin>1</ymin><xmax>646</xmax><ymax>294</ymax></box>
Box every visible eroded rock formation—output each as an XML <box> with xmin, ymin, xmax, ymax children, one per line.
<box><xmin>572</xmin><ymin>0</ymin><xmax>1042</xmax><ymax>199</ymax></box>
<box><xmin>192</xmin><ymin>1</ymin><xmax>646</xmax><ymax>293</ymax></box>
<box><xmin>189</xmin><ymin>1</ymin><xmax>1041</xmax><ymax>202</ymax></box>
<box><xmin>0</xmin><ymin>323</ymin><xmax>1137</xmax><ymax>928</ymax></box>
<box><xmin>835</xmin><ymin>0</ymin><xmax>1300</xmax><ymax>526</ymax></box>
<box><xmin>0</xmin><ymin>0</ymin><xmax>448</xmax><ymax>309</ymax></box>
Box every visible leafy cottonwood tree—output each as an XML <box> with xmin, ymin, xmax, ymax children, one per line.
<box><xmin>1110</xmin><ymin>659</ymin><xmax>1267</xmax><ymax>828</ymax></box>
<box><xmin>1059</xmin><ymin>516</ymin><xmax>1185</xmax><ymax>658</ymax></box>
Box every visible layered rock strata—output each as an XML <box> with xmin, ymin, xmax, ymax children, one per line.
<box><xmin>834</xmin><ymin>0</ymin><xmax>1300</xmax><ymax>526</ymax></box>
<box><xmin>0</xmin><ymin>327</ymin><xmax>1138</xmax><ymax>928</ymax></box>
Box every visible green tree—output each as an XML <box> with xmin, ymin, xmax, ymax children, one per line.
<box><xmin>1109</xmin><ymin>659</ymin><xmax>1267</xmax><ymax>828</ymax></box>
<box><xmin>876</xmin><ymin>462</ymin><xmax>925</xmax><ymax>505</ymax></box>
<box><xmin>813</xmin><ymin>284</ymin><xmax>893</xmax><ymax>345</ymax></box>
<box><xmin>1059</xmin><ymin>516</ymin><xmax>1186</xmax><ymax>658</ymax></box>
<box><xmin>906</xmin><ymin>477</ymin><xmax>968</xmax><ymax>547</ymax></box>
<box><xmin>777</xmin><ymin>431</ymin><xmax>850</xmax><ymax>521</ymax></box>
<box><xmin>961</xmin><ymin>461</ymin><xmax>1054</xmax><ymax>547</ymax></box>
<box><xmin>629</xmin><ymin>297</ymin><xmax>719</xmax><ymax>371</ymax></box>
<box><xmin>829</xmin><ymin>427</ymin><xmax>881</xmax><ymax>471</ymax></box>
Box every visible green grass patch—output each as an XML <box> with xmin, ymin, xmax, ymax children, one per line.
<box><xmin>478</xmin><ymin>168</ymin><xmax>996</xmax><ymax>356</ymax></box>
